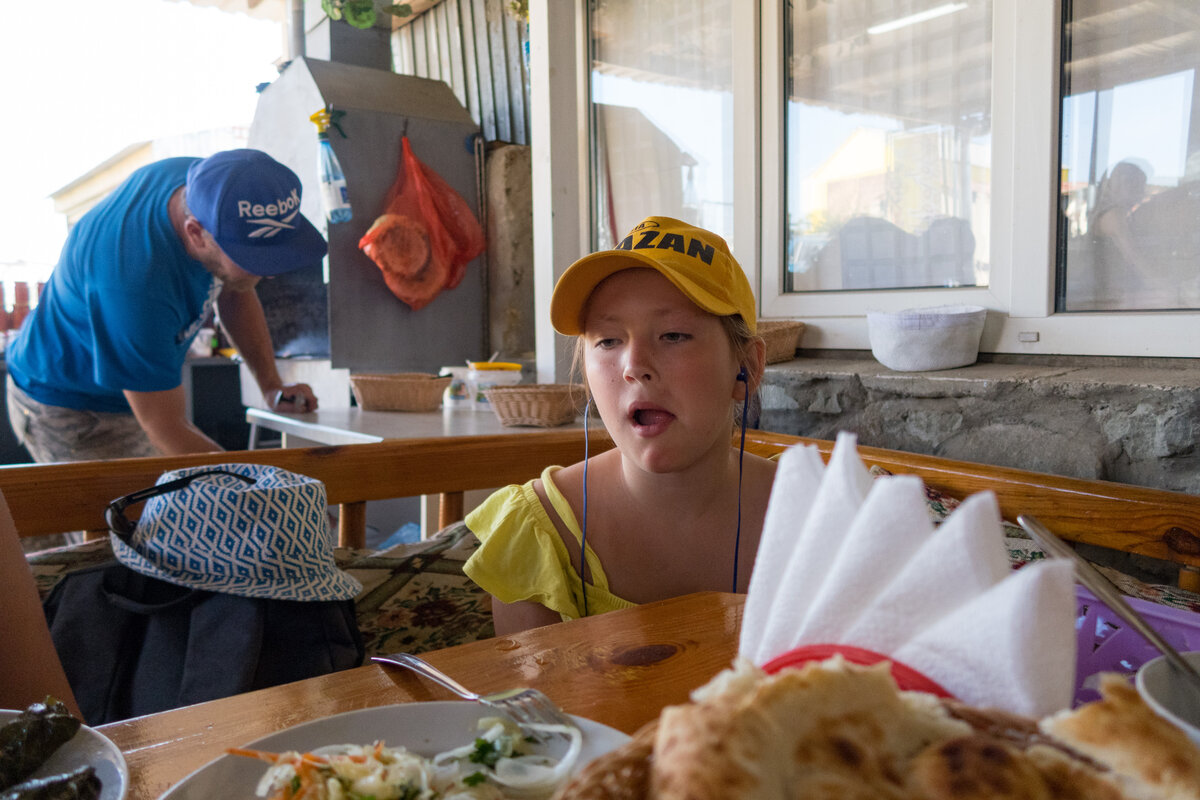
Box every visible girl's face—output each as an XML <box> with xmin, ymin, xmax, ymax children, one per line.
<box><xmin>581</xmin><ymin>269</ymin><xmax>743</xmax><ymax>474</ymax></box>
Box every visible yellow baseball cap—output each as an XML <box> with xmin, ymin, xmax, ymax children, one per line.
<box><xmin>550</xmin><ymin>216</ymin><xmax>757</xmax><ymax>335</ymax></box>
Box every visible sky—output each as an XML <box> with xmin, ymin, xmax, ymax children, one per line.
<box><xmin>0</xmin><ymin>0</ymin><xmax>283</xmax><ymax>282</ymax></box>
<box><xmin>1062</xmin><ymin>70</ymin><xmax>1191</xmax><ymax>188</ymax></box>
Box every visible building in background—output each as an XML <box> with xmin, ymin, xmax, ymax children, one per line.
<box><xmin>50</xmin><ymin>128</ymin><xmax>251</xmax><ymax>227</ymax></box>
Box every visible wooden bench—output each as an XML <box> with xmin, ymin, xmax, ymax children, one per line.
<box><xmin>5</xmin><ymin>428</ymin><xmax>1200</xmax><ymax>590</ymax></box>
<box><xmin>742</xmin><ymin>431</ymin><xmax>1200</xmax><ymax>592</ymax></box>
<box><xmin>0</xmin><ymin>429</ymin><xmax>614</xmax><ymax>549</ymax></box>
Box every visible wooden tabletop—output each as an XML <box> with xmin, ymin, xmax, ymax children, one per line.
<box><xmin>246</xmin><ymin>406</ymin><xmax>591</xmax><ymax>447</ymax></box>
<box><xmin>98</xmin><ymin>592</ymin><xmax>745</xmax><ymax>800</ymax></box>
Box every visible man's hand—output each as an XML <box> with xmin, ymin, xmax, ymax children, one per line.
<box><xmin>216</xmin><ymin>288</ymin><xmax>320</xmax><ymax>417</ymax></box>
<box><xmin>268</xmin><ymin>383</ymin><xmax>319</xmax><ymax>414</ymax></box>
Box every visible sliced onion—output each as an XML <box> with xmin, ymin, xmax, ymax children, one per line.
<box><xmin>489</xmin><ymin>723</ymin><xmax>582</xmax><ymax>797</ymax></box>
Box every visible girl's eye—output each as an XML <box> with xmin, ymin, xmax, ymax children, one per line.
<box><xmin>662</xmin><ymin>331</ymin><xmax>691</xmax><ymax>343</ymax></box>
<box><xmin>594</xmin><ymin>337</ymin><xmax>619</xmax><ymax>349</ymax></box>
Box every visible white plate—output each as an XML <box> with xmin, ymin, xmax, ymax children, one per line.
<box><xmin>162</xmin><ymin>701</ymin><xmax>630</xmax><ymax>799</ymax></box>
<box><xmin>0</xmin><ymin>709</ymin><xmax>128</xmax><ymax>800</ymax></box>
<box><xmin>1135</xmin><ymin>650</ymin><xmax>1200</xmax><ymax>745</ymax></box>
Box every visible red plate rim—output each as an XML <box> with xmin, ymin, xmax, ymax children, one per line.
<box><xmin>762</xmin><ymin>643</ymin><xmax>956</xmax><ymax>699</ymax></box>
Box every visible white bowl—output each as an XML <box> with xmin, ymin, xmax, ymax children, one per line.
<box><xmin>867</xmin><ymin>304</ymin><xmax>986</xmax><ymax>371</ymax></box>
<box><xmin>1134</xmin><ymin>650</ymin><xmax>1200</xmax><ymax>744</ymax></box>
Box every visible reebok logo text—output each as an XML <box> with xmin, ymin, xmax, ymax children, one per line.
<box><xmin>237</xmin><ymin>188</ymin><xmax>301</xmax><ymax>239</ymax></box>
<box><xmin>236</xmin><ymin>188</ymin><xmax>301</xmax><ymax>220</ymax></box>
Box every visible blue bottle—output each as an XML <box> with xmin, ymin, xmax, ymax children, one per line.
<box><xmin>310</xmin><ymin>108</ymin><xmax>353</xmax><ymax>224</ymax></box>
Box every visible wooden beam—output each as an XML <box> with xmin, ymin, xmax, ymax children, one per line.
<box><xmin>0</xmin><ymin>430</ymin><xmax>612</xmax><ymax>539</ymax></box>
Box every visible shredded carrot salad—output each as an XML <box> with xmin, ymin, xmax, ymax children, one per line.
<box><xmin>228</xmin><ymin>717</ymin><xmax>582</xmax><ymax>800</ymax></box>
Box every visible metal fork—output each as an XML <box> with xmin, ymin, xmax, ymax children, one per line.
<box><xmin>371</xmin><ymin>652</ymin><xmax>575</xmax><ymax>735</ymax></box>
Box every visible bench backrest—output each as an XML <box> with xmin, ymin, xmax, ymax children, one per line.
<box><xmin>742</xmin><ymin>430</ymin><xmax>1200</xmax><ymax>590</ymax></box>
<box><xmin>6</xmin><ymin>428</ymin><xmax>1199</xmax><ymax>588</ymax></box>
<box><xmin>0</xmin><ymin>430</ymin><xmax>614</xmax><ymax>547</ymax></box>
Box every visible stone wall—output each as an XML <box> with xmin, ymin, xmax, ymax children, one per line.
<box><xmin>758</xmin><ymin>353</ymin><xmax>1200</xmax><ymax>583</ymax></box>
<box><xmin>758</xmin><ymin>355</ymin><xmax>1200</xmax><ymax>495</ymax></box>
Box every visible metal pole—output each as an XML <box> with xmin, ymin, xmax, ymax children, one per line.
<box><xmin>288</xmin><ymin>0</ymin><xmax>306</xmax><ymax>60</ymax></box>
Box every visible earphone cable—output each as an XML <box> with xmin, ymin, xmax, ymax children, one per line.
<box><xmin>580</xmin><ymin>395</ymin><xmax>592</xmax><ymax>617</ymax></box>
<box><xmin>732</xmin><ymin>377</ymin><xmax>749</xmax><ymax>592</ymax></box>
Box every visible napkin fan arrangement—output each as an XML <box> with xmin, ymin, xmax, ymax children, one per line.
<box><xmin>740</xmin><ymin>432</ymin><xmax>1078</xmax><ymax>717</ymax></box>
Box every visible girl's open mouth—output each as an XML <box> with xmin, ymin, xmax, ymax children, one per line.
<box><xmin>631</xmin><ymin>407</ymin><xmax>675</xmax><ymax>430</ymax></box>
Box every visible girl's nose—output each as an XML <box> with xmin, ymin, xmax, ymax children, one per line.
<box><xmin>622</xmin><ymin>342</ymin><xmax>655</xmax><ymax>383</ymax></box>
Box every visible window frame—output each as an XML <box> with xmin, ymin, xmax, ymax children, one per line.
<box><xmin>757</xmin><ymin>0</ymin><xmax>1200</xmax><ymax>358</ymax></box>
<box><xmin>533</xmin><ymin>0</ymin><xmax>1200</xmax><ymax>379</ymax></box>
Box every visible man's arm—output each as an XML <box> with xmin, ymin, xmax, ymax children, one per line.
<box><xmin>124</xmin><ymin>386</ymin><xmax>223</xmax><ymax>455</ymax></box>
<box><xmin>215</xmin><ymin>286</ymin><xmax>317</xmax><ymax>413</ymax></box>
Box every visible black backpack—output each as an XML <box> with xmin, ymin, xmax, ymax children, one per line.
<box><xmin>44</xmin><ymin>561</ymin><xmax>363</xmax><ymax>726</ymax></box>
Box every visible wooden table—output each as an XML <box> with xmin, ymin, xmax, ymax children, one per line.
<box><xmin>243</xmin><ymin>408</ymin><xmax>599</xmax><ymax>538</ymax></box>
<box><xmin>245</xmin><ymin>407</ymin><xmax>590</xmax><ymax>448</ymax></box>
<box><xmin>98</xmin><ymin>592</ymin><xmax>745</xmax><ymax>800</ymax></box>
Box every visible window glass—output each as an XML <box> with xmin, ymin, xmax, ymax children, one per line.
<box><xmin>1058</xmin><ymin>2</ymin><xmax>1200</xmax><ymax>311</ymax></box>
<box><xmin>588</xmin><ymin>0</ymin><xmax>734</xmax><ymax>248</ymax></box>
<box><xmin>783</xmin><ymin>1</ymin><xmax>992</xmax><ymax>293</ymax></box>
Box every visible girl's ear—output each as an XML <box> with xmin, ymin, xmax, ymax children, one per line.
<box><xmin>733</xmin><ymin>337</ymin><xmax>767</xmax><ymax>399</ymax></box>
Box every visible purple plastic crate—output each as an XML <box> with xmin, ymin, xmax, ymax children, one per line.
<box><xmin>1073</xmin><ymin>584</ymin><xmax>1200</xmax><ymax>706</ymax></box>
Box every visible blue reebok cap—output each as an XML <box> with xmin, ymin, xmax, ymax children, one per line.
<box><xmin>185</xmin><ymin>149</ymin><xmax>328</xmax><ymax>277</ymax></box>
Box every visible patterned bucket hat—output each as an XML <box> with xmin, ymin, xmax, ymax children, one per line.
<box><xmin>108</xmin><ymin>464</ymin><xmax>361</xmax><ymax>602</ymax></box>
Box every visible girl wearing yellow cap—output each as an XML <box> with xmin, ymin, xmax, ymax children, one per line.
<box><xmin>464</xmin><ymin>216</ymin><xmax>777</xmax><ymax>634</ymax></box>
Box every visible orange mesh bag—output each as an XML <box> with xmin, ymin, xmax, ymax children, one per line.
<box><xmin>359</xmin><ymin>137</ymin><xmax>486</xmax><ymax>310</ymax></box>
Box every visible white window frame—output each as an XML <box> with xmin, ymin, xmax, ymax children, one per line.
<box><xmin>757</xmin><ymin>0</ymin><xmax>1200</xmax><ymax>358</ymax></box>
<box><xmin>532</xmin><ymin>0</ymin><xmax>762</xmax><ymax>381</ymax></box>
<box><xmin>533</xmin><ymin>0</ymin><xmax>1200</xmax><ymax>370</ymax></box>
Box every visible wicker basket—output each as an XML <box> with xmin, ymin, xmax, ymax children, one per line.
<box><xmin>759</xmin><ymin>320</ymin><xmax>806</xmax><ymax>364</ymax></box>
<box><xmin>485</xmin><ymin>384</ymin><xmax>582</xmax><ymax>427</ymax></box>
<box><xmin>349</xmin><ymin>373</ymin><xmax>452</xmax><ymax>412</ymax></box>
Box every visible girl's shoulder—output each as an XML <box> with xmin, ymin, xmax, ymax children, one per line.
<box><xmin>742</xmin><ymin>449</ymin><xmax>780</xmax><ymax>481</ymax></box>
<box><xmin>550</xmin><ymin>451</ymin><xmax>622</xmax><ymax>507</ymax></box>
<box><xmin>756</xmin><ymin>450</ymin><xmax>783</xmax><ymax>466</ymax></box>
<box><xmin>467</xmin><ymin>468</ymin><xmax>561</xmax><ymax>541</ymax></box>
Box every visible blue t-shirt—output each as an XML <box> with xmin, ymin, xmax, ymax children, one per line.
<box><xmin>8</xmin><ymin>158</ymin><xmax>218</xmax><ymax>413</ymax></box>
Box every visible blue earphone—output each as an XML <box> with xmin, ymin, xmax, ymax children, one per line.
<box><xmin>733</xmin><ymin>366</ymin><xmax>749</xmax><ymax>590</ymax></box>
<box><xmin>581</xmin><ymin>396</ymin><xmax>593</xmax><ymax>615</ymax></box>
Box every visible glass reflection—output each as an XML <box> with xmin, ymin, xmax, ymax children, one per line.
<box><xmin>1059</xmin><ymin>2</ymin><xmax>1200</xmax><ymax>314</ymax></box>
<box><xmin>784</xmin><ymin>0</ymin><xmax>992</xmax><ymax>294</ymax></box>
<box><xmin>589</xmin><ymin>1</ymin><xmax>734</xmax><ymax>248</ymax></box>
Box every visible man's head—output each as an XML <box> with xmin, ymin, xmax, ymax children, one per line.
<box><xmin>184</xmin><ymin>149</ymin><xmax>327</xmax><ymax>278</ymax></box>
<box><xmin>550</xmin><ymin>215</ymin><xmax>757</xmax><ymax>336</ymax></box>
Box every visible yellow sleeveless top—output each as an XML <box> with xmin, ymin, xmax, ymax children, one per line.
<box><xmin>464</xmin><ymin>466</ymin><xmax>635</xmax><ymax>621</ymax></box>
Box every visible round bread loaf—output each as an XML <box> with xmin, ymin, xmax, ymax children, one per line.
<box><xmin>553</xmin><ymin>658</ymin><xmax>1200</xmax><ymax>800</ymax></box>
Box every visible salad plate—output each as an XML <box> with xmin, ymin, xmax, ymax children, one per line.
<box><xmin>0</xmin><ymin>709</ymin><xmax>128</xmax><ymax>800</ymax></box>
<box><xmin>161</xmin><ymin>701</ymin><xmax>630</xmax><ymax>799</ymax></box>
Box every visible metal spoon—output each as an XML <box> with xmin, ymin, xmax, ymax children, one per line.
<box><xmin>1017</xmin><ymin>514</ymin><xmax>1200</xmax><ymax>719</ymax></box>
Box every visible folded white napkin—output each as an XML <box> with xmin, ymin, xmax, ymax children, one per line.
<box><xmin>749</xmin><ymin>431</ymin><xmax>873</xmax><ymax>665</ymax></box>
<box><xmin>739</xmin><ymin>433</ymin><xmax>1078</xmax><ymax>717</ymax></box>
<box><xmin>838</xmin><ymin>491</ymin><xmax>1011</xmax><ymax>654</ymax></box>
<box><xmin>740</xmin><ymin>441</ymin><xmax>826</xmax><ymax>660</ymax></box>
<box><xmin>790</xmin><ymin>474</ymin><xmax>934</xmax><ymax>647</ymax></box>
<box><xmin>892</xmin><ymin>558</ymin><xmax>1077</xmax><ymax>715</ymax></box>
